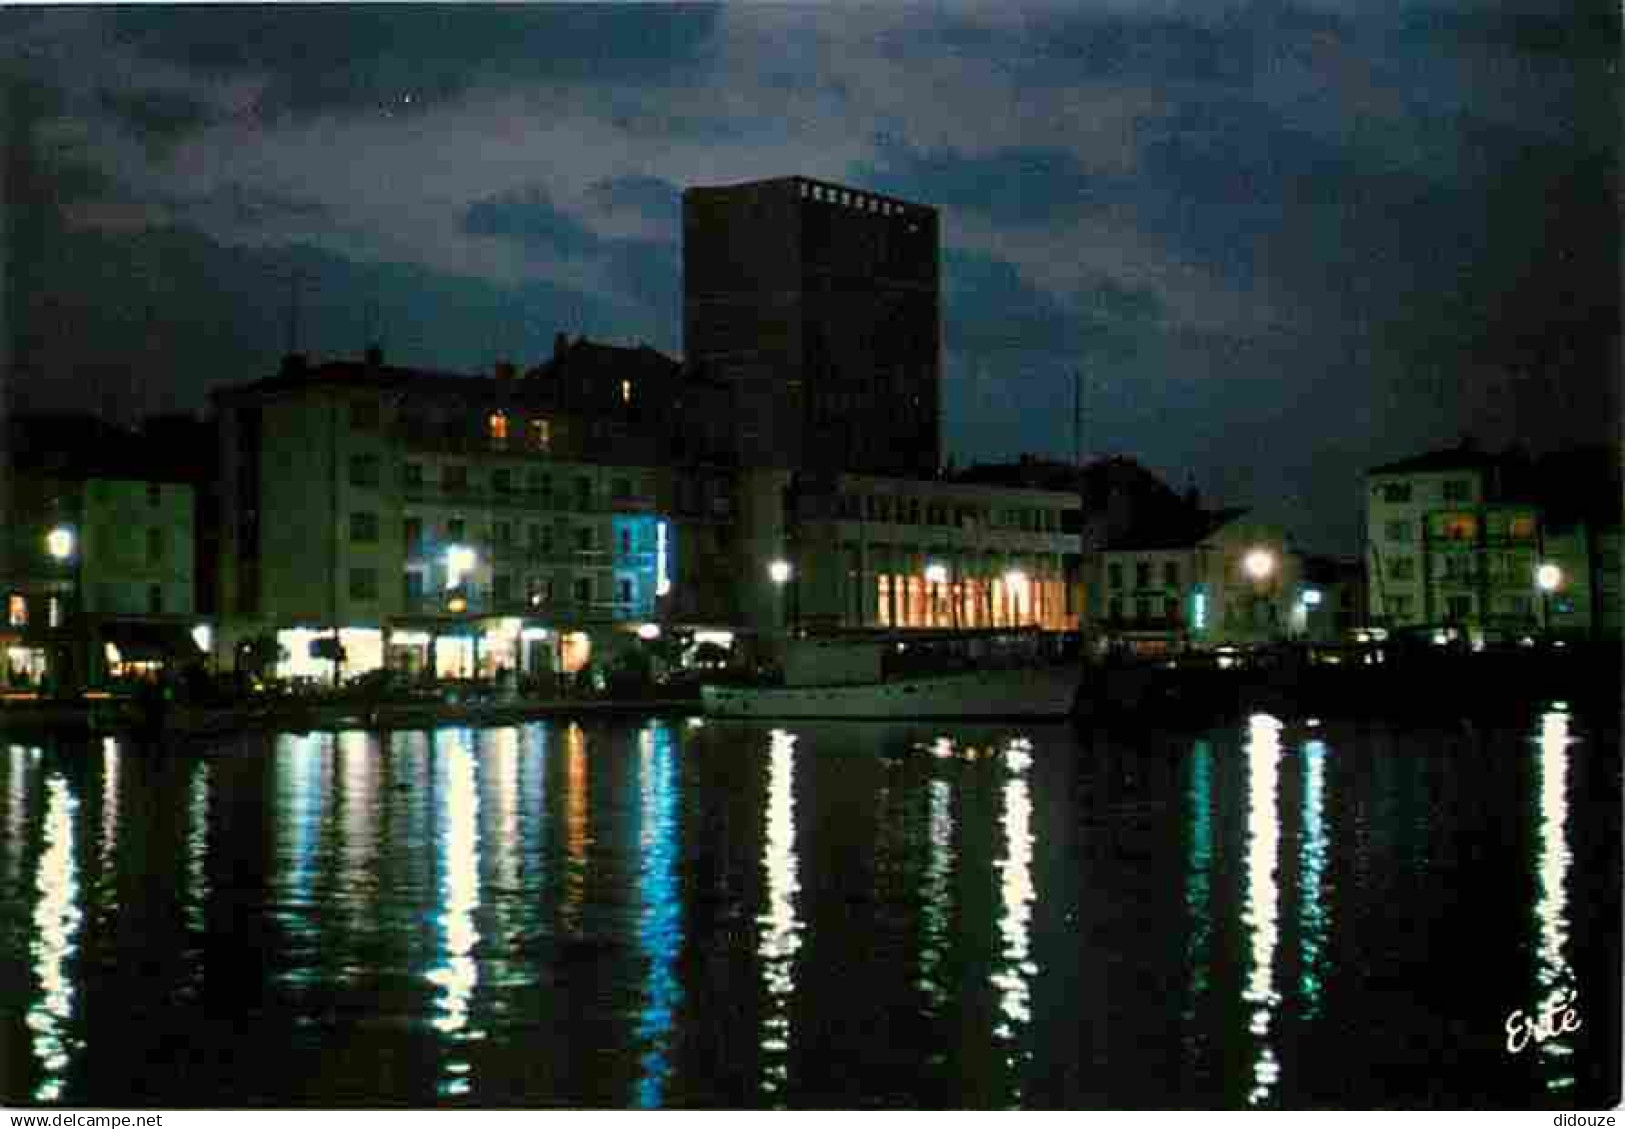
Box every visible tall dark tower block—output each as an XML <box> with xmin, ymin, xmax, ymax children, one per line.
<box><xmin>683</xmin><ymin>176</ymin><xmax>941</xmax><ymax>477</ymax></box>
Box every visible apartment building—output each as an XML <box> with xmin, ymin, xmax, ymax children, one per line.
<box><xmin>214</xmin><ymin>343</ymin><xmax>690</xmax><ymax>682</ymax></box>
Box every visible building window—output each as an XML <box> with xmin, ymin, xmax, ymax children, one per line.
<box><xmin>404</xmin><ymin>517</ymin><xmax>424</xmax><ymax>554</ymax></box>
<box><xmin>530</xmin><ymin>418</ymin><xmax>552</xmax><ymax>453</ymax></box>
<box><xmin>575</xmin><ymin>526</ymin><xmax>593</xmax><ymax>552</ymax></box>
<box><xmin>1440</xmin><ymin>514</ymin><xmax>1477</xmax><ymax>542</ymax></box>
<box><xmin>1164</xmin><ymin>595</ymin><xmax>1179</xmax><ymax>620</ymax></box>
<box><xmin>147</xmin><ymin>527</ymin><xmax>165</xmax><ymax>564</ymax></box>
<box><xmin>493</xmin><ymin>468</ymin><xmax>512</xmax><ymax>494</ymax></box>
<box><xmin>1108</xmin><ymin>596</ymin><xmax>1123</xmax><ymax>621</ymax></box>
<box><xmin>148</xmin><ymin>584</ymin><xmax>164</xmax><ymax>614</ymax></box>
<box><xmin>531</xmin><ymin>470</ymin><xmax>552</xmax><ymax>499</ymax></box>
<box><xmin>489</xmin><ymin>412</ymin><xmax>509</xmax><ymax>446</ymax></box>
<box><xmin>1389</xmin><ymin>557</ymin><xmax>1416</xmax><ymax>581</ymax></box>
<box><xmin>348</xmin><ymin>454</ymin><xmax>380</xmax><ymax>488</ymax></box>
<box><xmin>350</xmin><ymin>512</ymin><xmax>379</xmax><ymax>543</ymax></box>
<box><xmin>1509</xmin><ymin>514</ymin><xmax>1537</xmax><ymax>542</ymax></box>
<box><xmin>1134</xmin><ymin>562</ymin><xmax>1151</xmax><ymax>588</ymax></box>
<box><xmin>8</xmin><ymin>595</ymin><xmax>25</xmax><ymax>627</ymax></box>
<box><xmin>612</xmin><ymin>477</ymin><xmax>631</xmax><ymax>500</ymax></box>
<box><xmin>444</xmin><ymin>465</ymin><xmax>469</xmax><ymax>493</ymax></box>
<box><xmin>574</xmin><ymin>577</ymin><xmax>592</xmax><ymax>606</ymax></box>
<box><xmin>147</xmin><ymin>482</ymin><xmax>162</xmax><ymax>507</ymax></box>
<box><xmin>1136</xmin><ymin>596</ymin><xmax>1152</xmax><ymax>620</ymax></box>
<box><xmin>1390</xmin><ymin>594</ymin><xmax>1413</xmax><ymax>617</ymax></box>
<box><xmin>494</xmin><ymin>521</ymin><xmax>513</xmax><ymax>546</ymax></box>
<box><xmin>1446</xmin><ymin>595</ymin><xmax>1472</xmax><ymax>621</ymax></box>
<box><xmin>494</xmin><ymin>573</ymin><xmax>513</xmax><ymax>603</ymax></box>
<box><xmin>619</xmin><ymin>528</ymin><xmax>633</xmax><ymax>555</ymax></box>
<box><xmin>1381</xmin><ymin>483</ymin><xmax>1412</xmax><ymax>504</ymax></box>
<box><xmin>529</xmin><ymin>576</ymin><xmax>554</xmax><ymax>606</ymax></box>
<box><xmin>618</xmin><ymin>578</ymin><xmax>634</xmax><ymax>605</ymax></box>
<box><xmin>1164</xmin><ymin>562</ymin><xmax>1180</xmax><ymax>589</ymax></box>
<box><xmin>403</xmin><ymin>463</ymin><xmax>424</xmax><ymax>490</ymax></box>
<box><xmin>1384</xmin><ymin>519</ymin><xmax>1413</xmax><ymax>542</ymax></box>
<box><xmin>448</xmin><ymin>518</ymin><xmax>466</xmax><ymax>542</ymax></box>
<box><xmin>349</xmin><ymin>568</ymin><xmax>378</xmax><ymax>601</ymax></box>
<box><xmin>1443</xmin><ymin>479</ymin><xmax>1471</xmax><ymax>502</ymax></box>
<box><xmin>405</xmin><ymin>571</ymin><xmax>424</xmax><ymax>601</ymax></box>
<box><xmin>1107</xmin><ymin>563</ymin><xmax>1123</xmax><ymax>589</ymax></box>
<box><xmin>349</xmin><ymin>398</ymin><xmax>379</xmax><ymax>431</ymax></box>
<box><xmin>574</xmin><ymin>477</ymin><xmax>592</xmax><ymax>510</ymax></box>
<box><xmin>620</xmin><ymin>379</ymin><xmax>633</xmax><ymax>405</ymax></box>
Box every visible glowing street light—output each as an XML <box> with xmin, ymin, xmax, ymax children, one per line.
<box><xmin>1243</xmin><ymin>548</ymin><xmax>1276</xmax><ymax>582</ymax></box>
<box><xmin>768</xmin><ymin>559</ymin><xmax>792</xmax><ymax>586</ymax></box>
<box><xmin>925</xmin><ymin>562</ymin><xmax>948</xmax><ymax>586</ymax></box>
<box><xmin>45</xmin><ymin>526</ymin><xmax>75</xmax><ymax>562</ymax></box>
<box><xmin>445</xmin><ymin>545</ymin><xmax>476</xmax><ymax>590</ymax></box>
<box><xmin>1536</xmin><ymin>563</ymin><xmax>1563</xmax><ymax>593</ymax></box>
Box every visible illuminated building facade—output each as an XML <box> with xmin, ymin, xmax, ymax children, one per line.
<box><xmin>684</xmin><ymin>176</ymin><xmax>942</xmax><ymax>477</ymax></box>
<box><xmin>4</xmin><ymin>415</ymin><xmax>205</xmax><ymax>688</ymax></box>
<box><xmin>213</xmin><ymin>343</ymin><xmax>688</xmax><ymax>682</ymax></box>
<box><xmin>736</xmin><ymin>468</ymin><xmax>1079</xmax><ymax>634</ymax></box>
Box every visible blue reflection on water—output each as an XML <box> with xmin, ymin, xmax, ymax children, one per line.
<box><xmin>919</xmin><ymin>775</ymin><xmax>955</xmax><ymax>1012</ymax></box>
<box><xmin>635</xmin><ymin>721</ymin><xmax>682</xmax><ymax>1108</ymax></box>
<box><xmin>1184</xmin><ymin>739</ymin><xmax>1214</xmax><ymax>1050</ymax></box>
<box><xmin>1299</xmin><ymin>739</ymin><xmax>1329</xmax><ymax>1018</ymax></box>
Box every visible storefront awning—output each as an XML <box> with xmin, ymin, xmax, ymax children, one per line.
<box><xmin>98</xmin><ymin>621</ymin><xmax>203</xmax><ymax>663</ymax></box>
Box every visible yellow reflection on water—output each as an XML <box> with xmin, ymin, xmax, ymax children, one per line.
<box><xmin>1534</xmin><ymin>710</ymin><xmax>1577</xmax><ymax>1091</ymax></box>
<box><xmin>1243</xmin><ymin>714</ymin><xmax>1282</xmax><ymax>1107</ymax></box>
<box><xmin>485</xmin><ymin>728</ymin><xmax>521</xmax><ymax>898</ymax></box>
<box><xmin>758</xmin><ymin>728</ymin><xmax>801</xmax><ymax>1100</ymax></box>
<box><xmin>8</xmin><ymin>745</ymin><xmax>31</xmax><ymax>888</ymax></box>
<box><xmin>992</xmin><ymin>736</ymin><xmax>1036</xmax><ymax>1104</ymax></box>
<box><xmin>27</xmin><ymin>774</ymin><xmax>82</xmax><ymax>1102</ymax></box>
<box><xmin>563</xmin><ymin>723</ymin><xmax>588</xmax><ymax>932</ymax></box>
<box><xmin>427</xmin><ymin>731</ymin><xmax>482</xmax><ymax>1096</ymax></box>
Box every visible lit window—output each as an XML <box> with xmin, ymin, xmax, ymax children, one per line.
<box><xmin>620</xmin><ymin>379</ymin><xmax>632</xmax><ymax>404</ymax></box>
<box><xmin>489</xmin><ymin>412</ymin><xmax>509</xmax><ymax>445</ymax></box>
<box><xmin>48</xmin><ymin>597</ymin><xmax>62</xmax><ymax>629</ymax></box>
<box><xmin>1509</xmin><ymin>514</ymin><xmax>1536</xmax><ymax>541</ymax></box>
<box><xmin>1441</xmin><ymin>514</ymin><xmax>1477</xmax><ymax>542</ymax></box>
<box><xmin>530</xmin><ymin>418</ymin><xmax>552</xmax><ymax>452</ymax></box>
<box><xmin>8</xmin><ymin>595</ymin><xmax>25</xmax><ymax>627</ymax></box>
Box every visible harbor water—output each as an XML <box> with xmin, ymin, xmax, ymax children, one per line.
<box><xmin>0</xmin><ymin>707</ymin><xmax>1618</xmax><ymax>1108</ymax></box>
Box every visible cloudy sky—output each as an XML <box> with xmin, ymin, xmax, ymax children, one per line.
<box><xmin>2</xmin><ymin>2</ymin><xmax>1616</xmax><ymax>552</ymax></box>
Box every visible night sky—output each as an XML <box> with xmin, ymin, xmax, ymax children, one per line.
<box><xmin>2</xmin><ymin>3</ymin><xmax>1617</xmax><ymax>553</ymax></box>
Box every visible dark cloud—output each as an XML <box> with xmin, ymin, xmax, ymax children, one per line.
<box><xmin>585</xmin><ymin>174</ymin><xmax>683</xmax><ymax>230</ymax></box>
<box><xmin>860</xmin><ymin>142</ymin><xmax>1098</xmax><ymax>229</ymax></box>
<box><xmin>105</xmin><ymin>5</ymin><xmax>720</xmax><ymax>119</ymax></box>
<box><xmin>98</xmin><ymin>86</ymin><xmax>212</xmax><ymax>158</ymax></box>
<box><xmin>461</xmin><ymin>186</ymin><xmax>601</xmax><ymax>260</ymax></box>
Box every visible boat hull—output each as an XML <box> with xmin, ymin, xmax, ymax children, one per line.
<box><xmin>700</xmin><ymin>665</ymin><xmax>1080</xmax><ymax>720</ymax></box>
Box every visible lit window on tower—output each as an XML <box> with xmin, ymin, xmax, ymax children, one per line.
<box><xmin>621</xmin><ymin>379</ymin><xmax>633</xmax><ymax>405</ymax></box>
<box><xmin>488</xmin><ymin>412</ymin><xmax>509</xmax><ymax>445</ymax></box>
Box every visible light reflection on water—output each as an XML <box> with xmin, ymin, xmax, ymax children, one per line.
<box><xmin>1533</xmin><ymin>710</ymin><xmax>1577</xmax><ymax>1092</ymax></box>
<box><xmin>635</xmin><ymin>721</ymin><xmax>681</xmax><ymax>1109</ymax></box>
<box><xmin>427</xmin><ymin>729</ymin><xmax>482</xmax><ymax>1097</ymax></box>
<box><xmin>1242</xmin><ymin>714</ymin><xmax>1282</xmax><ymax>1108</ymax></box>
<box><xmin>27</xmin><ymin>773</ymin><xmax>81</xmax><ymax>1103</ymax></box>
<box><xmin>757</xmin><ymin>727</ymin><xmax>801</xmax><ymax>1102</ymax></box>
<box><xmin>992</xmin><ymin>736</ymin><xmax>1036</xmax><ymax>1104</ymax></box>
<box><xmin>0</xmin><ymin>710</ymin><xmax>1616</xmax><ymax>1109</ymax></box>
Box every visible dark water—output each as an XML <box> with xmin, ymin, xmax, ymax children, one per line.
<box><xmin>1</xmin><ymin>707</ymin><xmax>1619</xmax><ymax>1109</ymax></box>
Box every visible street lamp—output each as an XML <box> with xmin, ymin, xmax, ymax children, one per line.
<box><xmin>768</xmin><ymin>558</ymin><xmax>792</xmax><ymax>632</ymax></box>
<box><xmin>46</xmin><ymin>526</ymin><xmax>75</xmax><ymax>562</ymax></box>
<box><xmin>1536</xmin><ymin>562</ymin><xmax>1563</xmax><ymax>633</ymax></box>
<box><xmin>1243</xmin><ymin>548</ymin><xmax>1275</xmax><ymax>582</ymax></box>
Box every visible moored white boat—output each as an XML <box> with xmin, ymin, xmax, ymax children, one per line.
<box><xmin>700</xmin><ymin>630</ymin><xmax>1081</xmax><ymax>720</ymax></box>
